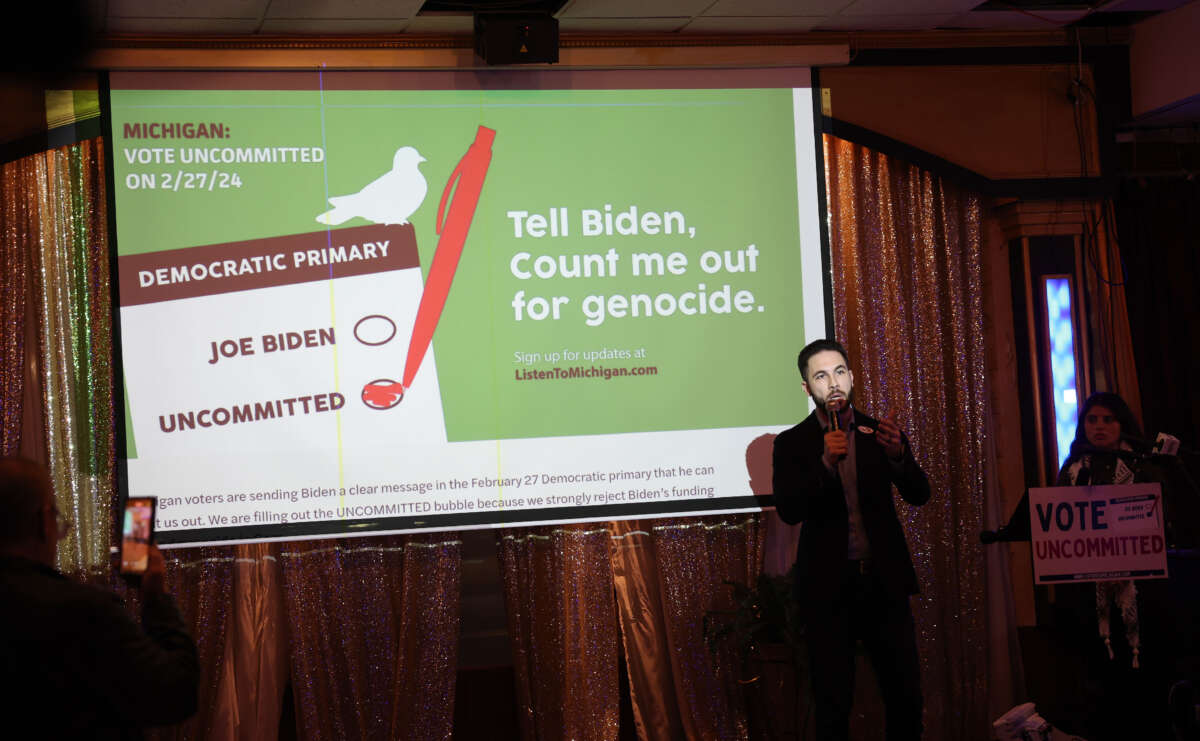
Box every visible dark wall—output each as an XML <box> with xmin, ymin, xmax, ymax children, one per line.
<box><xmin>1118</xmin><ymin>175</ymin><xmax>1200</xmax><ymax>546</ymax></box>
<box><xmin>1119</xmin><ymin>177</ymin><xmax>1200</xmax><ymax>442</ymax></box>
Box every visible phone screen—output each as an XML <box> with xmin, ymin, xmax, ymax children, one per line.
<box><xmin>120</xmin><ymin>497</ymin><xmax>156</xmax><ymax>574</ymax></box>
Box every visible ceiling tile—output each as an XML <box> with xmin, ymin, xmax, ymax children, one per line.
<box><xmin>682</xmin><ymin>15</ymin><xmax>826</xmax><ymax>32</ymax></box>
<box><xmin>704</xmin><ymin>0</ymin><xmax>856</xmax><ymax>14</ymax></box>
<box><xmin>559</xmin><ymin>17</ymin><xmax>691</xmax><ymax>31</ymax></box>
<box><xmin>839</xmin><ymin>0</ymin><xmax>982</xmax><ymax>15</ymax></box>
<box><xmin>104</xmin><ymin>16</ymin><xmax>265</xmax><ymax>33</ymax></box>
<box><xmin>941</xmin><ymin>9</ymin><xmax>1089</xmax><ymax>28</ymax></box>
<box><xmin>558</xmin><ymin>0</ymin><xmax>713</xmax><ymax>18</ymax></box>
<box><xmin>108</xmin><ymin>0</ymin><xmax>269</xmax><ymax>19</ymax></box>
<box><xmin>265</xmin><ymin>0</ymin><xmax>423</xmax><ymax>20</ymax></box>
<box><xmin>259</xmin><ymin>18</ymin><xmax>412</xmax><ymax>33</ymax></box>
<box><xmin>816</xmin><ymin>12</ymin><xmax>958</xmax><ymax>29</ymax></box>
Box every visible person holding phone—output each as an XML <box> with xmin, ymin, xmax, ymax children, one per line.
<box><xmin>0</xmin><ymin>457</ymin><xmax>199</xmax><ymax>738</ymax></box>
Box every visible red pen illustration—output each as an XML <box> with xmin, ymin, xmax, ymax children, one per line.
<box><xmin>360</xmin><ymin>126</ymin><xmax>496</xmax><ymax>410</ymax></box>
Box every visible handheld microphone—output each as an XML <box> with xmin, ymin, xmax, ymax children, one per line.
<box><xmin>827</xmin><ymin>399</ymin><xmax>843</xmax><ymax>432</ymax></box>
<box><xmin>1153</xmin><ymin>432</ymin><xmax>1181</xmax><ymax>457</ymax></box>
<box><xmin>1069</xmin><ymin>433</ymin><xmax>1191</xmax><ymax>466</ymax></box>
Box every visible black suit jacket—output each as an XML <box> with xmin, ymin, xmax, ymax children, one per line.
<box><xmin>0</xmin><ymin>555</ymin><xmax>199</xmax><ymax>739</ymax></box>
<box><xmin>772</xmin><ymin>408</ymin><xmax>931</xmax><ymax>607</ymax></box>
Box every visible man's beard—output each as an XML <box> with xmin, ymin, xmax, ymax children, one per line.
<box><xmin>815</xmin><ymin>387</ymin><xmax>854</xmax><ymax>410</ymax></box>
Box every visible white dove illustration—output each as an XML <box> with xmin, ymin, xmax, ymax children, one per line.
<box><xmin>316</xmin><ymin>146</ymin><xmax>428</xmax><ymax>226</ymax></box>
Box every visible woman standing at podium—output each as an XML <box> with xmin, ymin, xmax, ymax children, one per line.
<box><xmin>991</xmin><ymin>391</ymin><xmax>1195</xmax><ymax>738</ymax></box>
<box><xmin>990</xmin><ymin>392</ymin><xmax>1154</xmax><ymax>541</ymax></box>
<box><xmin>1044</xmin><ymin>392</ymin><xmax>1170</xmax><ymax>740</ymax></box>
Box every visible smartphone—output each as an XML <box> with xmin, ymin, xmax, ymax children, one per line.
<box><xmin>119</xmin><ymin>497</ymin><xmax>157</xmax><ymax>574</ymax></box>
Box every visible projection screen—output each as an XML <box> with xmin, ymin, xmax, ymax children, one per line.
<box><xmin>106</xmin><ymin>68</ymin><xmax>829</xmax><ymax>546</ymax></box>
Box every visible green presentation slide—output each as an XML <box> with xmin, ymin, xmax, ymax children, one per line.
<box><xmin>108</xmin><ymin>71</ymin><xmax>826</xmax><ymax>545</ymax></box>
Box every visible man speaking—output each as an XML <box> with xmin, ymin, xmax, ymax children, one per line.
<box><xmin>772</xmin><ymin>339</ymin><xmax>931</xmax><ymax>740</ymax></box>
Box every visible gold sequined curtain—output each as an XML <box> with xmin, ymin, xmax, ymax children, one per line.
<box><xmin>387</xmin><ymin>533</ymin><xmax>461</xmax><ymax>738</ymax></box>
<box><xmin>280</xmin><ymin>534</ymin><xmax>461</xmax><ymax>741</ymax></box>
<box><xmin>22</xmin><ymin>138</ymin><xmax>115</xmax><ymax>578</ymax></box>
<box><xmin>648</xmin><ymin>515</ymin><xmax>764</xmax><ymax>741</ymax></box>
<box><xmin>210</xmin><ymin>543</ymin><xmax>290</xmax><ymax>741</ymax></box>
<box><xmin>823</xmin><ymin>135</ymin><xmax>989</xmax><ymax>740</ymax></box>
<box><xmin>607</xmin><ymin>520</ymin><xmax>685</xmax><ymax>741</ymax></box>
<box><xmin>139</xmin><ymin>547</ymin><xmax>235</xmax><ymax>741</ymax></box>
<box><xmin>499</xmin><ymin>524</ymin><xmax>620</xmax><ymax>741</ymax></box>
<box><xmin>0</xmin><ymin>157</ymin><xmax>34</xmax><ymax>454</ymax></box>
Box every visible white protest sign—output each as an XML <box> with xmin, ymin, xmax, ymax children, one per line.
<box><xmin>1028</xmin><ymin>483</ymin><xmax>1168</xmax><ymax>584</ymax></box>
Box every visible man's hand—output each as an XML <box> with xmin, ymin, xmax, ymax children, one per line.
<box><xmin>142</xmin><ymin>544</ymin><xmax>167</xmax><ymax>597</ymax></box>
<box><xmin>878</xmin><ymin>410</ymin><xmax>905</xmax><ymax>461</ymax></box>
<box><xmin>823</xmin><ymin>429</ymin><xmax>849</xmax><ymax>467</ymax></box>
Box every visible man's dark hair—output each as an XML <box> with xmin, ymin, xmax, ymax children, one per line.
<box><xmin>1068</xmin><ymin>391</ymin><xmax>1146</xmax><ymax>459</ymax></box>
<box><xmin>797</xmin><ymin>339</ymin><xmax>850</xmax><ymax>383</ymax></box>
<box><xmin>0</xmin><ymin>457</ymin><xmax>48</xmax><ymax>545</ymax></box>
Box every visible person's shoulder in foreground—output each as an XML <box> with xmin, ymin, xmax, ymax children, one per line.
<box><xmin>0</xmin><ymin>456</ymin><xmax>199</xmax><ymax>739</ymax></box>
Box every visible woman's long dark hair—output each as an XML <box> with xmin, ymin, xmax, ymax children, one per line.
<box><xmin>1067</xmin><ymin>391</ymin><xmax>1146</xmax><ymax>461</ymax></box>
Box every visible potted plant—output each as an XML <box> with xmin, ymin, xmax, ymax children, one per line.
<box><xmin>704</xmin><ymin>569</ymin><xmax>810</xmax><ymax>740</ymax></box>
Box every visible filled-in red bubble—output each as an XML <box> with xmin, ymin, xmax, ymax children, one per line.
<box><xmin>361</xmin><ymin>379</ymin><xmax>404</xmax><ymax>409</ymax></box>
